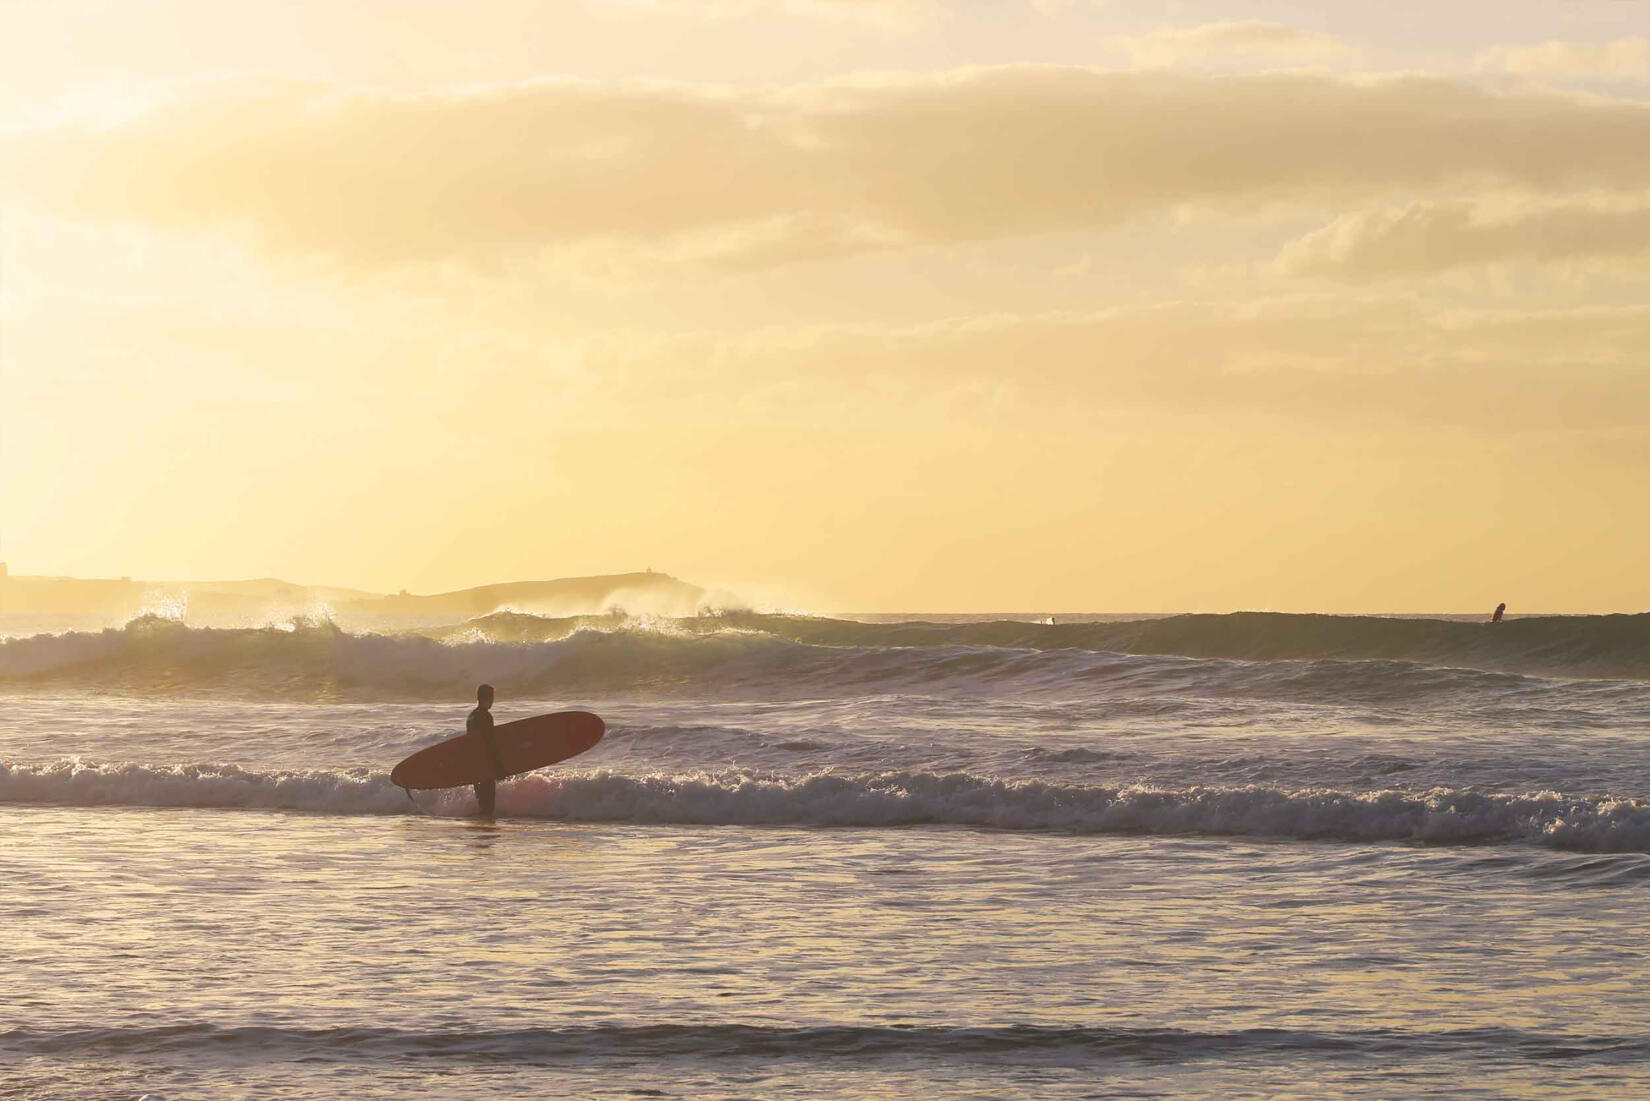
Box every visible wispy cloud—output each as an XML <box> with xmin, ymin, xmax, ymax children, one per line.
<box><xmin>593</xmin><ymin>0</ymin><xmax>943</xmax><ymax>28</ymax></box>
<box><xmin>582</xmin><ymin>299</ymin><xmax>1650</xmax><ymax>433</ymax></box>
<box><xmin>1105</xmin><ymin>21</ymin><xmax>1349</xmax><ymax>67</ymax></box>
<box><xmin>1277</xmin><ymin>196</ymin><xmax>1650</xmax><ymax>280</ymax></box>
<box><xmin>1476</xmin><ymin>37</ymin><xmax>1650</xmax><ymax>80</ymax></box>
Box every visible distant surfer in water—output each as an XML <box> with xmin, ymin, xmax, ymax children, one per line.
<box><xmin>469</xmin><ymin>683</ymin><xmax>503</xmax><ymax>816</ymax></box>
<box><xmin>1492</xmin><ymin>603</ymin><xmax>1506</xmax><ymax>623</ymax></box>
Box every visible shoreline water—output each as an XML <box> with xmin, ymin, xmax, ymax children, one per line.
<box><xmin>6</xmin><ymin>608</ymin><xmax>1650</xmax><ymax>1098</ymax></box>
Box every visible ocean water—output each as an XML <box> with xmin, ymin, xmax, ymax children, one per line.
<box><xmin>4</xmin><ymin>611</ymin><xmax>1650</xmax><ymax>1099</ymax></box>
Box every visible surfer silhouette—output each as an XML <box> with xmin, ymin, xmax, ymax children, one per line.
<box><xmin>469</xmin><ymin>684</ymin><xmax>504</xmax><ymax>816</ymax></box>
<box><xmin>1492</xmin><ymin>602</ymin><xmax>1506</xmax><ymax>623</ymax></box>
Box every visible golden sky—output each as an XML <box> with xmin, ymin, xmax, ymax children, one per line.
<box><xmin>3</xmin><ymin>1</ymin><xmax>1648</xmax><ymax>612</ymax></box>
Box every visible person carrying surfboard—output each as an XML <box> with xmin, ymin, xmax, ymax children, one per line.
<box><xmin>469</xmin><ymin>683</ymin><xmax>505</xmax><ymax>816</ymax></box>
<box><xmin>390</xmin><ymin>693</ymin><xmax>603</xmax><ymax>809</ymax></box>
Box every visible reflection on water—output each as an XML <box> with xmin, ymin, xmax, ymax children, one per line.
<box><xmin>3</xmin><ymin>806</ymin><xmax>1649</xmax><ymax>1099</ymax></box>
<box><xmin>5</xmin><ymin>633</ymin><xmax>1650</xmax><ymax>1099</ymax></box>
<box><xmin>461</xmin><ymin>819</ymin><xmax>502</xmax><ymax>852</ymax></box>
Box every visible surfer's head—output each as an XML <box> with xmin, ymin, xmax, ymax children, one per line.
<box><xmin>477</xmin><ymin>683</ymin><xmax>495</xmax><ymax>707</ymax></box>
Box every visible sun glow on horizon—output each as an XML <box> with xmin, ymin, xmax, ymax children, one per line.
<box><xmin>3</xmin><ymin>2</ymin><xmax>1648</xmax><ymax>613</ymax></box>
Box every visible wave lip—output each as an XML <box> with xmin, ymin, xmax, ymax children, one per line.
<box><xmin>521</xmin><ymin>771</ymin><xmax>1650</xmax><ymax>852</ymax></box>
<box><xmin>763</xmin><ymin>611</ymin><xmax>1650</xmax><ymax>682</ymax></box>
<box><xmin>7</xmin><ymin>1022</ymin><xmax>1648</xmax><ymax>1063</ymax></box>
<box><xmin>5</xmin><ymin>760</ymin><xmax>1650</xmax><ymax>853</ymax></box>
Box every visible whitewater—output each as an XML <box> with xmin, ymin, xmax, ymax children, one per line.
<box><xmin>4</xmin><ymin>609</ymin><xmax>1650</xmax><ymax>1098</ymax></box>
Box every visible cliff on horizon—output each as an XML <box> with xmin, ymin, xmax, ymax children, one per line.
<box><xmin>0</xmin><ymin>570</ymin><xmax>703</xmax><ymax>624</ymax></box>
<box><xmin>334</xmin><ymin>571</ymin><xmax>703</xmax><ymax>618</ymax></box>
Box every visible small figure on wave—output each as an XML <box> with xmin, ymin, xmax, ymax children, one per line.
<box><xmin>1491</xmin><ymin>602</ymin><xmax>1506</xmax><ymax>624</ymax></box>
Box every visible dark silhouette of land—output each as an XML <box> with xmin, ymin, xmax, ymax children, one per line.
<box><xmin>0</xmin><ymin>569</ymin><xmax>702</xmax><ymax>623</ymax></box>
<box><xmin>337</xmin><ymin>571</ymin><xmax>701</xmax><ymax>618</ymax></box>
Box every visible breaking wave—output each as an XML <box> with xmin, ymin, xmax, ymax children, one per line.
<box><xmin>5</xmin><ymin>760</ymin><xmax>1649</xmax><ymax>852</ymax></box>
<box><xmin>5</xmin><ymin>612</ymin><xmax>1650</xmax><ymax>699</ymax></box>
<box><xmin>756</xmin><ymin>611</ymin><xmax>1650</xmax><ymax>681</ymax></box>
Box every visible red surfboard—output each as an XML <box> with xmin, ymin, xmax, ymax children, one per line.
<box><xmin>390</xmin><ymin>710</ymin><xmax>604</xmax><ymax>790</ymax></box>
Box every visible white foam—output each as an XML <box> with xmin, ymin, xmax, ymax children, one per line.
<box><xmin>5</xmin><ymin>760</ymin><xmax>1648</xmax><ymax>852</ymax></box>
<box><xmin>0</xmin><ymin>759</ymin><xmax>433</xmax><ymax>815</ymax></box>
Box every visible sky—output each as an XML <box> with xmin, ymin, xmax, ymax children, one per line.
<box><xmin>2</xmin><ymin>0</ymin><xmax>1649</xmax><ymax>612</ymax></box>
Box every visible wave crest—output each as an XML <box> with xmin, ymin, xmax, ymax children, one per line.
<box><xmin>5</xmin><ymin>760</ymin><xmax>1648</xmax><ymax>852</ymax></box>
<box><xmin>8</xmin><ymin>613</ymin><xmax>1648</xmax><ymax>700</ymax></box>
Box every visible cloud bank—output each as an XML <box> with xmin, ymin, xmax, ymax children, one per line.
<box><xmin>8</xmin><ymin>68</ymin><xmax>1650</xmax><ymax>270</ymax></box>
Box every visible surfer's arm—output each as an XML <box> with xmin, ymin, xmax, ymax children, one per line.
<box><xmin>479</xmin><ymin>717</ymin><xmax>505</xmax><ymax>779</ymax></box>
<box><xmin>468</xmin><ymin>710</ymin><xmax>506</xmax><ymax>780</ymax></box>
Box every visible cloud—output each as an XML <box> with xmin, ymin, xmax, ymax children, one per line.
<box><xmin>1477</xmin><ymin>37</ymin><xmax>1650</xmax><ymax>80</ymax></box>
<box><xmin>1277</xmin><ymin>196</ymin><xmax>1650</xmax><ymax>279</ymax></box>
<box><xmin>581</xmin><ymin>298</ymin><xmax>1650</xmax><ymax>433</ymax></box>
<box><xmin>8</xmin><ymin>69</ymin><xmax>1650</xmax><ymax>271</ymax></box>
<box><xmin>1105</xmin><ymin>21</ymin><xmax>1349</xmax><ymax>67</ymax></box>
<box><xmin>596</xmin><ymin>0</ymin><xmax>943</xmax><ymax>29</ymax></box>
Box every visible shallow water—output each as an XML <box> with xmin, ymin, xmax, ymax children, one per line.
<box><xmin>4</xmin><ymin>613</ymin><xmax>1650</xmax><ymax>1097</ymax></box>
<box><xmin>8</xmin><ymin>807</ymin><xmax>1650</xmax><ymax>1099</ymax></box>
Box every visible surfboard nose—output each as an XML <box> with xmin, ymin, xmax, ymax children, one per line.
<box><xmin>567</xmin><ymin>710</ymin><xmax>606</xmax><ymax>746</ymax></box>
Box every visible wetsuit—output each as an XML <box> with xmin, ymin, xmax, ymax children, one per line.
<box><xmin>468</xmin><ymin>704</ymin><xmax>503</xmax><ymax>815</ymax></box>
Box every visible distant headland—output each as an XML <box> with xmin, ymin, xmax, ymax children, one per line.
<box><xmin>0</xmin><ymin>567</ymin><xmax>704</xmax><ymax>625</ymax></box>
